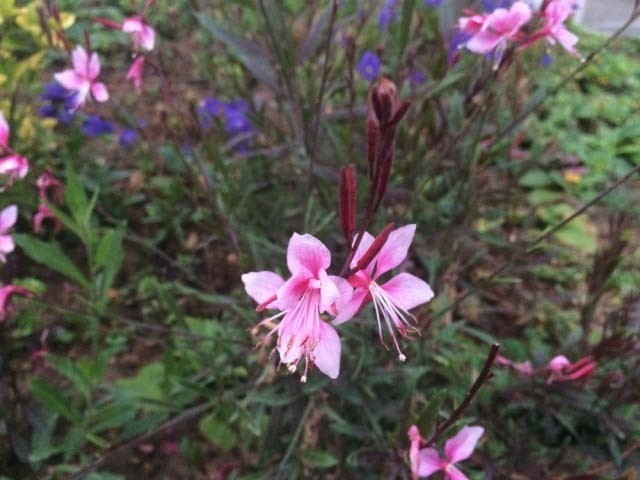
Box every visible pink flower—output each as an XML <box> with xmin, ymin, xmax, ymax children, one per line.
<box><xmin>54</xmin><ymin>46</ymin><xmax>109</xmax><ymax>108</ymax></box>
<box><xmin>540</xmin><ymin>0</ymin><xmax>580</xmax><ymax>55</ymax></box>
<box><xmin>334</xmin><ymin>225</ymin><xmax>434</xmax><ymax>361</ymax></box>
<box><xmin>127</xmin><ymin>56</ymin><xmax>145</xmax><ymax>92</ymax></box>
<box><xmin>242</xmin><ymin>233</ymin><xmax>352</xmax><ymax>381</ymax></box>
<box><xmin>122</xmin><ymin>17</ymin><xmax>156</xmax><ymax>51</ymax></box>
<box><xmin>496</xmin><ymin>354</ymin><xmax>534</xmax><ymax>376</ymax></box>
<box><xmin>460</xmin><ymin>2</ymin><xmax>532</xmax><ymax>55</ymax></box>
<box><xmin>0</xmin><ymin>284</ymin><xmax>32</xmax><ymax>322</ymax></box>
<box><xmin>0</xmin><ymin>112</ymin><xmax>29</xmax><ymax>183</ymax></box>
<box><xmin>36</xmin><ymin>170</ymin><xmax>64</xmax><ymax>203</ymax></box>
<box><xmin>546</xmin><ymin>355</ymin><xmax>596</xmax><ymax>384</ymax></box>
<box><xmin>409</xmin><ymin>425</ymin><xmax>485</xmax><ymax>480</ymax></box>
<box><xmin>33</xmin><ymin>204</ymin><xmax>62</xmax><ymax>234</ymax></box>
<box><xmin>0</xmin><ymin>205</ymin><xmax>17</xmax><ymax>263</ymax></box>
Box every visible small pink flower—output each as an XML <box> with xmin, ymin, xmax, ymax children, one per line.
<box><xmin>460</xmin><ymin>2</ymin><xmax>532</xmax><ymax>56</ymax></box>
<box><xmin>36</xmin><ymin>171</ymin><xmax>64</xmax><ymax>204</ymax></box>
<box><xmin>409</xmin><ymin>425</ymin><xmax>485</xmax><ymax>480</ymax></box>
<box><xmin>0</xmin><ymin>112</ymin><xmax>29</xmax><ymax>183</ymax></box>
<box><xmin>496</xmin><ymin>354</ymin><xmax>534</xmax><ymax>376</ymax></box>
<box><xmin>242</xmin><ymin>233</ymin><xmax>352</xmax><ymax>381</ymax></box>
<box><xmin>546</xmin><ymin>355</ymin><xmax>596</xmax><ymax>384</ymax></box>
<box><xmin>54</xmin><ymin>46</ymin><xmax>109</xmax><ymax>108</ymax></box>
<box><xmin>127</xmin><ymin>56</ymin><xmax>145</xmax><ymax>92</ymax></box>
<box><xmin>334</xmin><ymin>225</ymin><xmax>434</xmax><ymax>361</ymax></box>
<box><xmin>0</xmin><ymin>284</ymin><xmax>32</xmax><ymax>322</ymax></box>
<box><xmin>0</xmin><ymin>205</ymin><xmax>17</xmax><ymax>263</ymax></box>
<box><xmin>122</xmin><ymin>17</ymin><xmax>156</xmax><ymax>51</ymax></box>
<box><xmin>540</xmin><ymin>0</ymin><xmax>579</xmax><ymax>55</ymax></box>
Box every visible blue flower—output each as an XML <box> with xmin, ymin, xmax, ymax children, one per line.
<box><xmin>379</xmin><ymin>0</ymin><xmax>397</xmax><ymax>30</ymax></box>
<box><xmin>540</xmin><ymin>54</ymin><xmax>554</xmax><ymax>68</ymax></box>
<box><xmin>38</xmin><ymin>81</ymin><xmax>77</xmax><ymax>125</ymax></box>
<box><xmin>224</xmin><ymin>102</ymin><xmax>252</xmax><ymax>136</ymax></box>
<box><xmin>119</xmin><ymin>128</ymin><xmax>138</xmax><ymax>147</ymax></box>
<box><xmin>409</xmin><ymin>69</ymin><xmax>426</xmax><ymax>88</ymax></box>
<box><xmin>424</xmin><ymin>0</ymin><xmax>442</xmax><ymax>6</ymax></box>
<box><xmin>357</xmin><ymin>51</ymin><xmax>381</xmax><ymax>81</ymax></box>
<box><xmin>482</xmin><ymin>0</ymin><xmax>513</xmax><ymax>12</ymax></box>
<box><xmin>448</xmin><ymin>31</ymin><xmax>471</xmax><ymax>65</ymax></box>
<box><xmin>82</xmin><ymin>115</ymin><xmax>116</xmax><ymax>138</ymax></box>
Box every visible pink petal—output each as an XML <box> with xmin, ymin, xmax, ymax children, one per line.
<box><xmin>53</xmin><ymin>70</ymin><xmax>84</xmax><ymax>91</ymax></box>
<box><xmin>445</xmin><ymin>464</ymin><xmax>469</xmax><ymax>480</ymax></box>
<box><xmin>0</xmin><ymin>205</ymin><xmax>17</xmax><ymax>232</ymax></box>
<box><xmin>466</xmin><ymin>31</ymin><xmax>502</xmax><ymax>54</ymax></box>
<box><xmin>444</xmin><ymin>426</ymin><xmax>484</xmax><ymax>463</ymax></box>
<box><xmin>372</xmin><ymin>224</ymin><xmax>416</xmax><ymax>278</ymax></box>
<box><xmin>71</xmin><ymin>46</ymin><xmax>89</xmax><ymax>74</ymax></box>
<box><xmin>333</xmin><ymin>288</ymin><xmax>367</xmax><ymax>325</ymax></box>
<box><xmin>506</xmin><ymin>2</ymin><xmax>532</xmax><ymax>30</ymax></box>
<box><xmin>0</xmin><ymin>155</ymin><xmax>29</xmax><ymax>178</ymax></box>
<box><xmin>241</xmin><ymin>271</ymin><xmax>285</xmax><ymax>307</ymax></box>
<box><xmin>328</xmin><ymin>275</ymin><xmax>353</xmax><ymax>317</ymax></box>
<box><xmin>277</xmin><ymin>274</ymin><xmax>310</xmax><ymax>310</ymax></box>
<box><xmin>0</xmin><ymin>235</ymin><xmax>14</xmax><ymax>255</ymax></box>
<box><xmin>91</xmin><ymin>82</ymin><xmax>109</xmax><ymax>103</ymax></box>
<box><xmin>312</xmin><ymin>321</ymin><xmax>341</xmax><ymax>379</ymax></box>
<box><xmin>286</xmin><ymin>233</ymin><xmax>331</xmax><ymax>277</ymax></box>
<box><xmin>318</xmin><ymin>270</ymin><xmax>340</xmax><ymax>313</ymax></box>
<box><xmin>87</xmin><ymin>52</ymin><xmax>101</xmax><ymax>79</ymax></box>
<box><xmin>0</xmin><ymin>112</ymin><xmax>9</xmax><ymax>148</ymax></box>
<box><xmin>380</xmin><ymin>273</ymin><xmax>434</xmax><ymax>311</ymax></box>
<box><xmin>127</xmin><ymin>57</ymin><xmax>145</xmax><ymax>91</ymax></box>
<box><xmin>417</xmin><ymin>448</ymin><xmax>444</xmax><ymax>477</ymax></box>
<box><xmin>349</xmin><ymin>231</ymin><xmax>374</xmax><ymax>269</ymax></box>
<box><xmin>140</xmin><ymin>25</ymin><xmax>156</xmax><ymax>51</ymax></box>
<box><xmin>548</xmin><ymin>355</ymin><xmax>571</xmax><ymax>373</ymax></box>
<box><xmin>122</xmin><ymin>17</ymin><xmax>144</xmax><ymax>34</ymax></box>
<box><xmin>554</xmin><ymin>26</ymin><xmax>579</xmax><ymax>54</ymax></box>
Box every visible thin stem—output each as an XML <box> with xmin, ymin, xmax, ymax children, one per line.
<box><xmin>277</xmin><ymin>398</ymin><xmax>314</xmax><ymax>477</ymax></box>
<box><xmin>424</xmin><ymin>344</ymin><xmax>500</xmax><ymax>446</ymax></box>
<box><xmin>308</xmin><ymin>0</ymin><xmax>339</xmax><ymax>188</ymax></box>
<box><xmin>432</xmin><ymin>163</ymin><xmax>640</xmax><ymax>321</ymax></box>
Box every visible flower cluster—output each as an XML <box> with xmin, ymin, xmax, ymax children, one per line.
<box><xmin>456</xmin><ymin>0</ymin><xmax>581</xmax><ymax>67</ymax></box>
<box><xmin>242</xmin><ymin>79</ymin><xmax>434</xmax><ymax>381</ymax></box>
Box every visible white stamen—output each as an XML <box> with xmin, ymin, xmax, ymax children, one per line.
<box><xmin>300</xmin><ymin>375</ymin><xmax>307</xmax><ymax>383</ymax></box>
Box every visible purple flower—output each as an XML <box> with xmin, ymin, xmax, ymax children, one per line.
<box><xmin>447</xmin><ymin>30</ymin><xmax>471</xmax><ymax>65</ymax></box>
<box><xmin>38</xmin><ymin>81</ymin><xmax>77</xmax><ymax>125</ymax></box>
<box><xmin>119</xmin><ymin>128</ymin><xmax>137</xmax><ymax>147</ymax></box>
<box><xmin>82</xmin><ymin>115</ymin><xmax>116</xmax><ymax>138</ymax></box>
<box><xmin>409</xmin><ymin>69</ymin><xmax>426</xmax><ymax>88</ymax></box>
<box><xmin>424</xmin><ymin>0</ymin><xmax>442</xmax><ymax>6</ymax></box>
<box><xmin>482</xmin><ymin>0</ymin><xmax>514</xmax><ymax>12</ymax></box>
<box><xmin>379</xmin><ymin>0</ymin><xmax>397</xmax><ymax>30</ymax></box>
<box><xmin>540</xmin><ymin>53</ymin><xmax>554</xmax><ymax>67</ymax></box>
<box><xmin>224</xmin><ymin>103</ymin><xmax>252</xmax><ymax>136</ymax></box>
<box><xmin>357</xmin><ymin>51</ymin><xmax>381</xmax><ymax>81</ymax></box>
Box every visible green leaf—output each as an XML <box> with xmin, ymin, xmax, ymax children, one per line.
<box><xmin>64</xmin><ymin>163</ymin><xmax>89</xmax><ymax>225</ymax></box>
<box><xmin>194</xmin><ymin>12</ymin><xmax>280</xmax><ymax>91</ymax></box>
<box><xmin>47</xmin><ymin>356</ymin><xmax>93</xmax><ymax>403</ymax></box>
<box><xmin>416</xmin><ymin>390</ymin><xmax>446</xmax><ymax>439</ymax></box>
<box><xmin>396</xmin><ymin>0</ymin><xmax>416</xmax><ymax>68</ymax></box>
<box><xmin>117</xmin><ymin>362</ymin><xmax>165</xmax><ymax>403</ymax></box>
<box><xmin>95</xmin><ymin>228</ymin><xmax>124</xmax><ymax>294</ymax></box>
<box><xmin>301</xmin><ymin>450</ymin><xmax>338</xmax><ymax>469</ymax></box>
<box><xmin>31</xmin><ymin>378</ymin><xmax>81</xmax><ymax>425</ymax></box>
<box><xmin>198</xmin><ymin>413</ymin><xmax>237</xmax><ymax>452</ymax></box>
<box><xmin>554</xmin><ymin>216</ymin><xmax>597</xmax><ymax>254</ymax></box>
<box><xmin>14</xmin><ymin>234</ymin><xmax>90</xmax><ymax>289</ymax></box>
<box><xmin>520</xmin><ymin>169</ymin><xmax>553</xmax><ymax>188</ymax></box>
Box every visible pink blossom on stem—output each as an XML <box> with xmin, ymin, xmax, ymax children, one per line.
<box><xmin>242</xmin><ymin>233</ymin><xmax>352</xmax><ymax>381</ymax></box>
<box><xmin>54</xmin><ymin>46</ymin><xmax>109</xmax><ymax>109</ymax></box>
<box><xmin>0</xmin><ymin>205</ymin><xmax>17</xmax><ymax>263</ymax></box>
<box><xmin>334</xmin><ymin>225</ymin><xmax>434</xmax><ymax>361</ymax></box>
<box><xmin>408</xmin><ymin>425</ymin><xmax>484</xmax><ymax>480</ymax></box>
<box><xmin>0</xmin><ymin>112</ymin><xmax>29</xmax><ymax>184</ymax></box>
<box><xmin>122</xmin><ymin>17</ymin><xmax>156</xmax><ymax>51</ymax></box>
<box><xmin>0</xmin><ymin>284</ymin><xmax>32</xmax><ymax>322</ymax></box>
<box><xmin>546</xmin><ymin>355</ymin><xmax>596</xmax><ymax>384</ymax></box>
<box><xmin>496</xmin><ymin>354</ymin><xmax>534</xmax><ymax>376</ymax></box>
<box><xmin>127</xmin><ymin>56</ymin><xmax>145</xmax><ymax>92</ymax></box>
<box><xmin>459</xmin><ymin>2</ymin><xmax>532</xmax><ymax>63</ymax></box>
<box><xmin>34</xmin><ymin>171</ymin><xmax>64</xmax><ymax>234</ymax></box>
<box><xmin>540</xmin><ymin>0</ymin><xmax>580</xmax><ymax>55</ymax></box>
